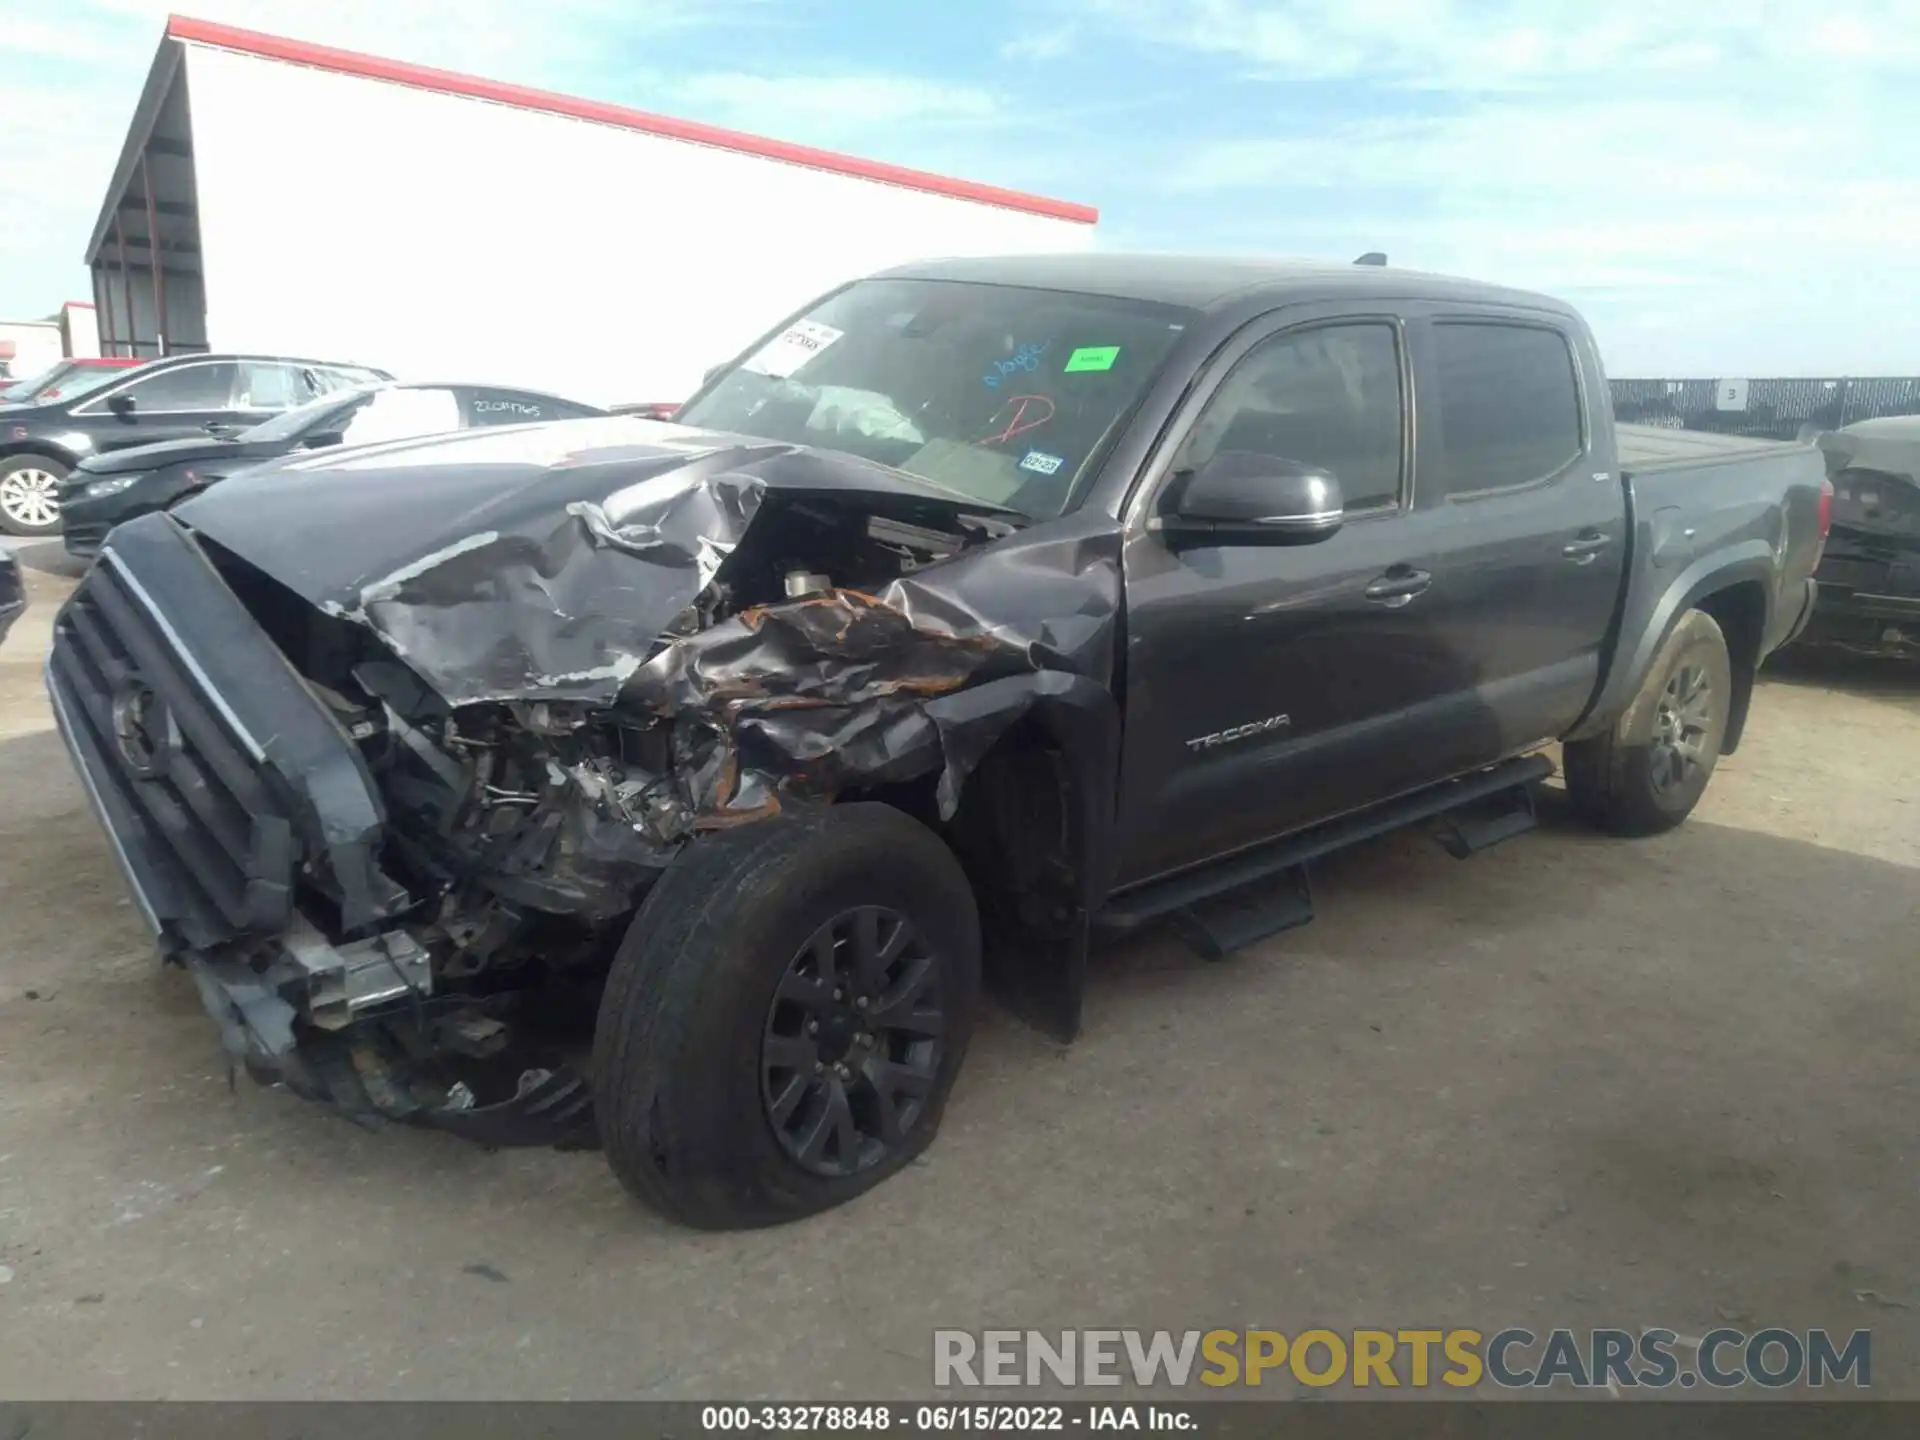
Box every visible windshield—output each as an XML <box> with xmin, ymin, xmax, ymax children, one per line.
<box><xmin>241</xmin><ymin>386</ymin><xmax>376</xmax><ymax>442</ymax></box>
<box><xmin>42</xmin><ymin>365</ymin><xmax>129</xmax><ymax>405</ymax></box>
<box><xmin>676</xmin><ymin>278</ymin><xmax>1194</xmax><ymax>517</ymax></box>
<box><xmin>0</xmin><ymin>364</ymin><xmax>66</xmax><ymax>403</ymax></box>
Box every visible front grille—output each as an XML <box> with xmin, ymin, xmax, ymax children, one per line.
<box><xmin>49</xmin><ymin>552</ymin><xmax>296</xmax><ymax>945</ymax></box>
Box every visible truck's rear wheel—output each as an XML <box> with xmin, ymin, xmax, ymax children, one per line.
<box><xmin>1564</xmin><ymin>609</ymin><xmax>1732</xmax><ymax>835</ymax></box>
<box><xmin>593</xmin><ymin>803</ymin><xmax>980</xmax><ymax>1229</ymax></box>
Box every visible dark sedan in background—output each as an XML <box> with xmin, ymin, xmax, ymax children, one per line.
<box><xmin>0</xmin><ymin>351</ymin><xmax>388</xmax><ymax>536</ymax></box>
<box><xmin>60</xmin><ymin>381</ymin><xmax>609</xmax><ymax>557</ymax></box>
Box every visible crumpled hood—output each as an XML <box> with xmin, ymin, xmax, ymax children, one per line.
<box><xmin>170</xmin><ymin>416</ymin><xmax>1021</xmax><ymax>707</ymax></box>
<box><xmin>77</xmin><ymin>434</ymin><xmax>289</xmax><ymax>476</ymax></box>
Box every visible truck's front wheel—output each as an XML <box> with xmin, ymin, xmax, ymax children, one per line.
<box><xmin>1564</xmin><ymin>608</ymin><xmax>1732</xmax><ymax>835</ymax></box>
<box><xmin>593</xmin><ymin>803</ymin><xmax>981</xmax><ymax>1229</ymax></box>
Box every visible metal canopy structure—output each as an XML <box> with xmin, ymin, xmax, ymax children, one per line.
<box><xmin>79</xmin><ymin>15</ymin><xmax>1096</xmax><ymax>402</ymax></box>
<box><xmin>83</xmin><ymin>36</ymin><xmax>207</xmax><ymax>358</ymax></box>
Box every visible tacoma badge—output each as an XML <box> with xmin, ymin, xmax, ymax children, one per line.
<box><xmin>1185</xmin><ymin>714</ymin><xmax>1290</xmax><ymax>752</ymax></box>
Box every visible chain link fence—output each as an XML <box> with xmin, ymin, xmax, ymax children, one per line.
<box><xmin>1610</xmin><ymin>377</ymin><xmax>1920</xmax><ymax>441</ymax></box>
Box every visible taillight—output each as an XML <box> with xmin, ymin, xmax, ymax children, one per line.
<box><xmin>1813</xmin><ymin>476</ymin><xmax>1834</xmax><ymax>565</ymax></box>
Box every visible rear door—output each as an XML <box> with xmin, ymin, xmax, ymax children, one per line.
<box><xmin>1407</xmin><ymin>311</ymin><xmax>1626</xmax><ymax>749</ymax></box>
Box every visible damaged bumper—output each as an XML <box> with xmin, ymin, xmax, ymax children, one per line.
<box><xmin>180</xmin><ymin>926</ymin><xmax>596</xmax><ymax>1148</ymax></box>
<box><xmin>45</xmin><ymin>518</ymin><xmax>595</xmax><ymax>1145</ymax></box>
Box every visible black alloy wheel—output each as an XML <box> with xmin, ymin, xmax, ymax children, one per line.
<box><xmin>761</xmin><ymin>905</ymin><xmax>944</xmax><ymax>1178</ymax></box>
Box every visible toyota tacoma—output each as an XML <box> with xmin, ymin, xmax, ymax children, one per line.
<box><xmin>46</xmin><ymin>255</ymin><xmax>1829</xmax><ymax>1228</ymax></box>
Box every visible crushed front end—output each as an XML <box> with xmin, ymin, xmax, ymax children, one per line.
<box><xmin>47</xmin><ymin>426</ymin><xmax>1116</xmax><ymax>1144</ymax></box>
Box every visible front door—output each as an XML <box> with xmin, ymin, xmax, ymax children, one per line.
<box><xmin>75</xmin><ymin>359</ymin><xmax>241</xmax><ymax>453</ymax></box>
<box><xmin>1114</xmin><ymin>309</ymin><xmax>1469</xmax><ymax>887</ymax></box>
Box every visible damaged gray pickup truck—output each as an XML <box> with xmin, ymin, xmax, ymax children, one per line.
<box><xmin>48</xmin><ymin>255</ymin><xmax>1829</xmax><ymax>1228</ymax></box>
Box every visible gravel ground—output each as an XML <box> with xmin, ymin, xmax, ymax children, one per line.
<box><xmin>1</xmin><ymin>541</ymin><xmax>1914</xmax><ymax>1399</ymax></box>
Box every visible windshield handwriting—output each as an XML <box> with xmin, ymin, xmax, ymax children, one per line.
<box><xmin>980</xmin><ymin>394</ymin><xmax>1056</xmax><ymax>445</ymax></box>
<box><xmin>984</xmin><ymin>340</ymin><xmax>1051</xmax><ymax>390</ymax></box>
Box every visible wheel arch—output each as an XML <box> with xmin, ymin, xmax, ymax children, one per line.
<box><xmin>1689</xmin><ymin>579</ymin><xmax>1768</xmax><ymax>754</ymax></box>
<box><xmin>1567</xmin><ymin>542</ymin><xmax>1776</xmax><ymax>754</ymax></box>
<box><xmin>839</xmin><ymin>672</ymin><xmax>1121</xmax><ymax>1044</ymax></box>
<box><xmin>0</xmin><ymin>441</ymin><xmax>82</xmax><ymax>470</ymax></box>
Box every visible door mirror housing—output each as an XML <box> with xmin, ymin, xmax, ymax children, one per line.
<box><xmin>1154</xmin><ymin>452</ymin><xmax>1344</xmax><ymax>546</ymax></box>
<box><xmin>107</xmin><ymin>393</ymin><xmax>136</xmax><ymax>419</ymax></box>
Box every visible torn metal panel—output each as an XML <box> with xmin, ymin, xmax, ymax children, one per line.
<box><xmin>624</xmin><ymin>516</ymin><xmax>1124</xmax><ymax>825</ymax></box>
<box><xmin>174</xmin><ymin>418</ymin><xmax>1040</xmax><ymax>707</ymax></box>
<box><xmin>176</xmin><ymin>414</ymin><xmax>1124</xmax><ymax>832</ymax></box>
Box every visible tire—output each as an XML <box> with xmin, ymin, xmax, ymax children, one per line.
<box><xmin>593</xmin><ymin>802</ymin><xmax>981</xmax><ymax>1229</ymax></box>
<box><xmin>1564</xmin><ymin>609</ymin><xmax>1733</xmax><ymax>835</ymax></box>
<box><xmin>0</xmin><ymin>455</ymin><xmax>69</xmax><ymax>537</ymax></box>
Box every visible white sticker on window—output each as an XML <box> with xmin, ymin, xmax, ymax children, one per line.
<box><xmin>743</xmin><ymin>321</ymin><xmax>845</xmax><ymax>379</ymax></box>
<box><xmin>1019</xmin><ymin>449</ymin><xmax>1064</xmax><ymax>476</ymax></box>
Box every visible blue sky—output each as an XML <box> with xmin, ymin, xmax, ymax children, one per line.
<box><xmin>3</xmin><ymin>0</ymin><xmax>1916</xmax><ymax>375</ymax></box>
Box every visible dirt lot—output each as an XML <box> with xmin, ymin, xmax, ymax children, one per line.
<box><xmin>1</xmin><ymin>540</ymin><xmax>1915</xmax><ymax>1399</ymax></box>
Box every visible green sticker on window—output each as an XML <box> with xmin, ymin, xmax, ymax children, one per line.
<box><xmin>1064</xmin><ymin>345</ymin><xmax>1121</xmax><ymax>373</ymax></box>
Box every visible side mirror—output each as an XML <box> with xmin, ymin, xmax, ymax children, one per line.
<box><xmin>107</xmin><ymin>393</ymin><xmax>136</xmax><ymax>419</ymax></box>
<box><xmin>304</xmin><ymin>431</ymin><xmax>345</xmax><ymax>449</ymax></box>
<box><xmin>1154</xmin><ymin>452</ymin><xmax>1344</xmax><ymax>545</ymax></box>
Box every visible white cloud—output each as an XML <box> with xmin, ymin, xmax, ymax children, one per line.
<box><xmin>1065</xmin><ymin>0</ymin><xmax>1920</xmax><ymax>373</ymax></box>
<box><xmin>1066</xmin><ymin>0</ymin><xmax>1920</xmax><ymax>87</ymax></box>
<box><xmin>999</xmin><ymin>28</ymin><xmax>1079</xmax><ymax>63</ymax></box>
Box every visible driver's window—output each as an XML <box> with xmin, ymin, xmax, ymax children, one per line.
<box><xmin>1181</xmin><ymin>323</ymin><xmax>1405</xmax><ymax>511</ymax></box>
<box><xmin>101</xmin><ymin>361</ymin><xmax>238</xmax><ymax>413</ymax></box>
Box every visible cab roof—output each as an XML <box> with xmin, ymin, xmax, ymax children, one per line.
<box><xmin>877</xmin><ymin>252</ymin><xmax>1577</xmax><ymax>319</ymax></box>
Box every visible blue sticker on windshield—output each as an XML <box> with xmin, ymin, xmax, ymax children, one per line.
<box><xmin>1019</xmin><ymin>449</ymin><xmax>1065</xmax><ymax>476</ymax></box>
<box><xmin>985</xmin><ymin>340</ymin><xmax>1052</xmax><ymax>389</ymax></box>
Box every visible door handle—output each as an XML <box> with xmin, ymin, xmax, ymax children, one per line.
<box><xmin>1563</xmin><ymin>532</ymin><xmax>1611</xmax><ymax>562</ymax></box>
<box><xmin>1364</xmin><ymin>567</ymin><xmax>1432</xmax><ymax>608</ymax></box>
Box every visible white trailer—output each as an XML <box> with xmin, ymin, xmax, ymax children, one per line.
<box><xmin>83</xmin><ymin>16</ymin><xmax>1099</xmax><ymax>408</ymax></box>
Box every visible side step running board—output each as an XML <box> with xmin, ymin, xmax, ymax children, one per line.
<box><xmin>1095</xmin><ymin>754</ymin><xmax>1553</xmax><ymax>959</ymax></box>
<box><xmin>1428</xmin><ymin>781</ymin><xmax>1539</xmax><ymax>858</ymax></box>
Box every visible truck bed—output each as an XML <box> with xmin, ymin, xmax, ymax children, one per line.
<box><xmin>1616</xmin><ymin>422</ymin><xmax>1808</xmax><ymax>476</ymax></box>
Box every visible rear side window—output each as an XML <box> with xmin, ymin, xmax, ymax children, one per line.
<box><xmin>338</xmin><ymin>387</ymin><xmax>463</xmax><ymax>446</ymax></box>
<box><xmin>1432</xmin><ymin>323</ymin><xmax>1583</xmax><ymax>496</ymax></box>
<box><xmin>236</xmin><ymin>362</ymin><xmax>304</xmax><ymax>411</ymax></box>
